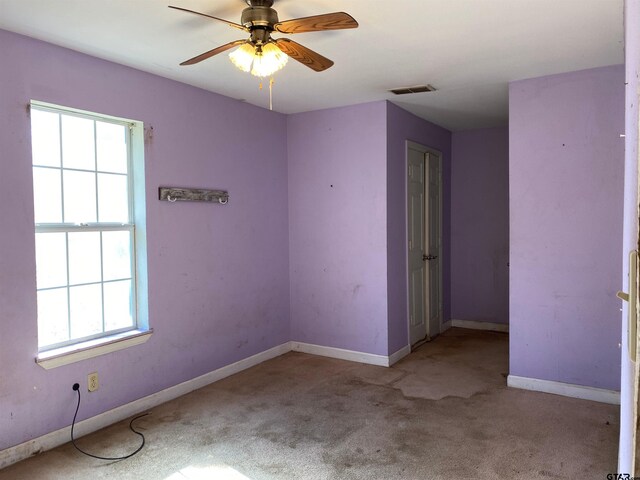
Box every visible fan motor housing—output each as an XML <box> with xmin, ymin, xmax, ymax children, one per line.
<box><xmin>241</xmin><ymin>6</ymin><xmax>279</xmax><ymax>29</ymax></box>
<box><xmin>245</xmin><ymin>0</ymin><xmax>274</xmax><ymax>6</ymax></box>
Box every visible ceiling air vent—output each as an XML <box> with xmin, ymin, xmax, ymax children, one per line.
<box><xmin>389</xmin><ymin>85</ymin><xmax>437</xmax><ymax>95</ymax></box>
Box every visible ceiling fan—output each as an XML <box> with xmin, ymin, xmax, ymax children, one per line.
<box><xmin>169</xmin><ymin>0</ymin><xmax>358</xmax><ymax>76</ymax></box>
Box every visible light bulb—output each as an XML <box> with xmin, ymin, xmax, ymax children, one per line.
<box><xmin>229</xmin><ymin>43</ymin><xmax>254</xmax><ymax>73</ymax></box>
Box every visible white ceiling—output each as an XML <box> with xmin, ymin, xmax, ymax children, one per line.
<box><xmin>0</xmin><ymin>0</ymin><xmax>624</xmax><ymax>131</ymax></box>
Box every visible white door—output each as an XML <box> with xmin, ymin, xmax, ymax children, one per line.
<box><xmin>408</xmin><ymin>146</ymin><xmax>427</xmax><ymax>346</ymax></box>
<box><xmin>407</xmin><ymin>143</ymin><xmax>443</xmax><ymax>347</ymax></box>
<box><xmin>427</xmin><ymin>152</ymin><xmax>443</xmax><ymax>336</ymax></box>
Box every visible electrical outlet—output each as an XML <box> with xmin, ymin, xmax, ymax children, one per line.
<box><xmin>88</xmin><ymin>372</ymin><xmax>99</xmax><ymax>392</ymax></box>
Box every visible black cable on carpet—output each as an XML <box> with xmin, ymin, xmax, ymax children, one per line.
<box><xmin>70</xmin><ymin>383</ymin><xmax>149</xmax><ymax>461</ymax></box>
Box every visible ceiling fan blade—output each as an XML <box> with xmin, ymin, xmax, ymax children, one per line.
<box><xmin>180</xmin><ymin>40</ymin><xmax>247</xmax><ymax>66</ymax></box>
<box><xmin>274</xmin><ymin>12</ymin><xmax>358</xmax><ymax>34</ymax></box>
<box><xmin>168</xmin><ymin>5</ymin><xmax>247</xmax><ymax>31</ymax></box>
<box><xmin>275</xmin><ymin>39</ymin><xmax>334</xmax><ymax>72</ymax></box>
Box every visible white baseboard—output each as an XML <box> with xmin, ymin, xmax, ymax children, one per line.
<box><xmin>0</xmin><ymin>342</ymin><xmax>291</xmax><ymax>470</ymax></box>
<box><xmin>507</xmin><ymin>375</ymin><xmax>620</xmax><ymax>405</ymax></box>
<box><xmin>388</xmin><ymin>345</ymin><xmax>411</xmax><ymax>366</ymax></box>
<box><xmin>451</xmin><ymin>319</ymin><xmax>509</xmax><ymax>333</ymax></box>
<box><xmin>2</xmin><ymin>340</ymin><xmax>410</xmax><ymax>469</ymax></box>
<box><xmin>441</xmin><ymin>320</ymin><xmax>452</xmax><ymax>332</ymax></box>
<box><xmin>290</xmin><ymin>341</ymin><xmax>390</xmax><ymax>367</ymax></box>
<box><xmin>291</xmin><ymin>342</ymin><xmax>412</xmax><ymax>367</ymax></box>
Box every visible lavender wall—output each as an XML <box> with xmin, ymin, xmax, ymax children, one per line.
<box><xmin>451</xmin><ymin>127</ymin><xmax>509</xmax><ymax>325</ymax></box>
<box><xmin>0</xmin><ymin>29</ymin><xmax>290</xmax><ymax>450</ymax></box>
<box><xmin>386</xmin><ymin>103</ymin><xmax>452</xmax><ymax>354</ymax></box>
<box><xmin>618</xmin><ymin>0</ymin><xmax>640</xmax><ymax>472</ymax></box>
<box><xmin>2</xmin><ymin>19</ymin><xmax>626</xmax><ymax>458</ymax></box>
<box><xmin>509</xmin><ymin>65</ymin><xmax>625</xmax><ymax>390</ymax></box>
<box><xmin>287</xmin><ymin>102</ymin><xmax>390</xmax><ymax>355</ymax></box>
<box><xmin>288</xmin><ymin>101</ymin><xmax>454</xmax><ymax>357</ymax></box>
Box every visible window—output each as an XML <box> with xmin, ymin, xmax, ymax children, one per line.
<box><xmin>30</xmin><ymin>102</ymin><xmax>148</xmax><ymax>357</ymax></box>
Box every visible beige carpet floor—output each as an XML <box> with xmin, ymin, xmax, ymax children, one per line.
<box><xmin>0</xmin><ymin>328</ymin><xmax>619</xmax><ymax>479</ymax></box>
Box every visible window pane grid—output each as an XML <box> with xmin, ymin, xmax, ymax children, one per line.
<box><xmin>35</xmin><ymin>228</ymin><xmax>136</xmax><ymax>351</ymax></box>
<box><xmin>32</xmin><ymin>104</ymin><xmax>137</xmax><ymax>351</ymax></box>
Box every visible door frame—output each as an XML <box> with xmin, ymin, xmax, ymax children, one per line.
<box><xmin>405</xmin><ymin>140</ymin><xmax>444</xmax><ymax>345</ymax></box>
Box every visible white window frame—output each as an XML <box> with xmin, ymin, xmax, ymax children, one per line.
<box><xmin>31</xmin><ymin>101</ymin><xmax>151</xmax><ymax>368</ymax></box>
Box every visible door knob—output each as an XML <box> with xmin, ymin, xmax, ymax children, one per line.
<box><xmin>423</xmin><ymin>254</ymin><xmax>438</xmax><ymax>261</ymax></box>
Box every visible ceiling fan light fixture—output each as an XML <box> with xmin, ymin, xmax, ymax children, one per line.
<box><xmin>229</xmin><ymin>42</ymin><xmax>288</xmax><ymax>78</ymax></box>
<box><xmin>172</xmin><ymin>4</ymin><xmax>358</xmax><ymax>74</ymax></box>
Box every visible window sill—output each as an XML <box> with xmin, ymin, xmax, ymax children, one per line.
<box><xmin>36</xmin><ymin>329</ymin><xmax>153</xmax><ymax>370</ymax></box>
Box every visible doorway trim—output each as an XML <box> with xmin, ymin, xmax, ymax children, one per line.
<box><xmin>405</xmin><ymin>140</ymin><xmax>444</xmax><ymax>347</ymax></box>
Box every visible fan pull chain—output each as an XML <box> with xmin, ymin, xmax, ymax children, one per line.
<box><xmin>257</xmin><ymin>78</ymin><xmax>274</xmax><ymax>111</ymax></box>
<box><xmin>269</xmin><ymin>77</ymin><xmax>274</xmax><ymax>111</ymax></box>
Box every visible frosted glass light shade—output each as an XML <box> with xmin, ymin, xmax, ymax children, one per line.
<box><xmin>229</xmin><ymin>43</ymin><xmax>254</xmax><ymax>73</ymax></box>
<box><xmin>229</xmin><ymin>42</ymin><xmax>288</xmax><ymax>78</ymax></box>
<box><xmin>251</xmin><ymin>43</ymin><xmax>288</xmax><ymax>77</ymax></box>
